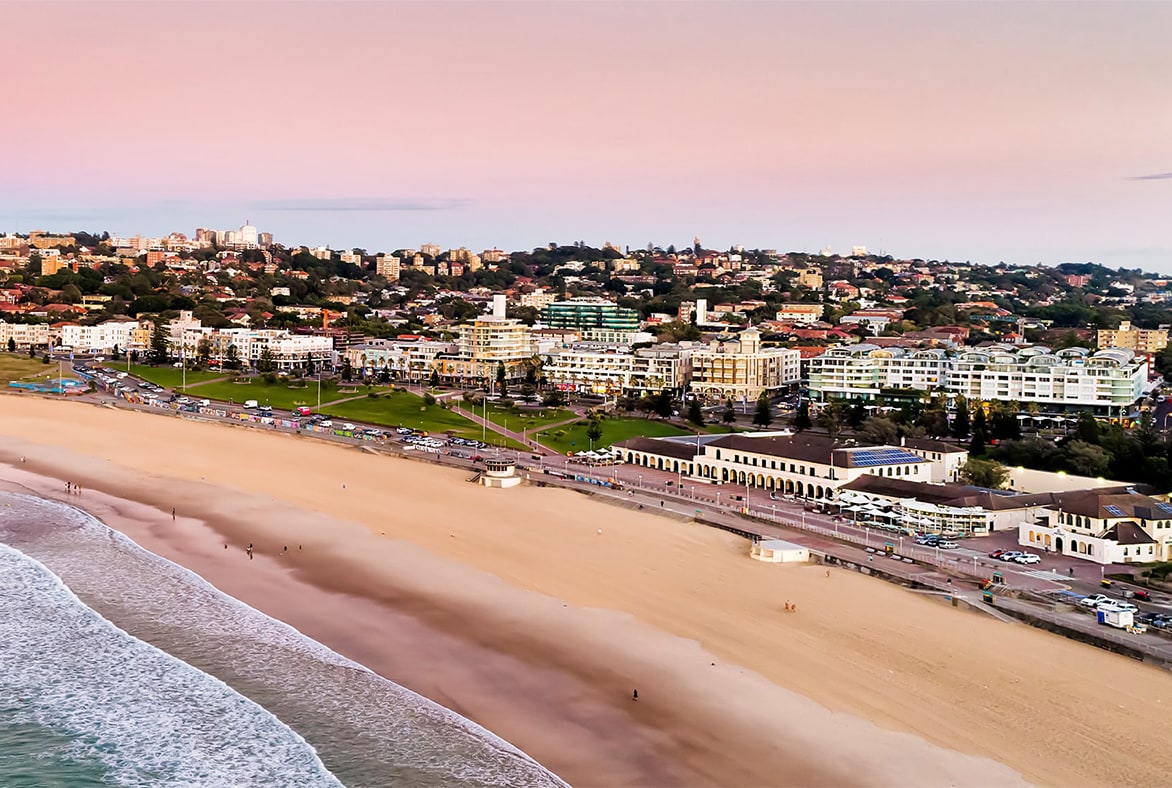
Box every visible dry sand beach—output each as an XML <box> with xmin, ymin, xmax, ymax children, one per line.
<box><xmin>3</xmin><ymin>396</ymin><xmax>1172</xmax><ymax>786</ymax></box>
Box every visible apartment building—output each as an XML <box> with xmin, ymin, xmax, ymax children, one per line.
<box><xmin>0</xmin><ymin>320</ymin><xmax>51</xmax><ymax>349</ymax></box>
<box><xmin>543</xmin><ymin>343</ymin><xmax>693</xmax><ymax>396</ymax></box>
<box><xmin>435</xmin><ymin>295</ymin><xmax>534</xmax><ymax>385</ymax></box>
<box><xmin>1096</xmin><ymin>320</ymin><xmax>1169</xmax><ymax>355</ymax></box>
<box><xmin>516</xmin><ymin>288</ymin><xmax>559</xmax><ymax>310</ymax></box>
<box><xmin>542</xmin><ymin>298</ymin><xmax>640</xmax><ymax>337</ymax></box>
<box><xmin>343</xmin><ymin>338</ymin><xmax>457</xmax><ymax>382</ymax></box>
<box><xmin>808</xmin><ymin>343</ymin><xmax>1147</xmax><ymax>414</ymax></box>
<box><xmin>690</xmin><ymin>328</ymin><xmax>801</xmax><ymax>401</ymax></box>
<box><xmin>775</xmin><ymin>303</ymin><xmax>823</xmax><ymax>325</ymax></box>
<box><xmin>375</xmin><ymin>254</ymin><xmax>401</xmax><ymax>281</ymax></box>
<box><xmin>806</xmin><ymin>345</ymin><xmax>950</xmax><ymax>402</ymax></box>
<box><xmin>58</xmin><ymin>321</ymin><xmax>144</xmax><ymax>354</ymax></box>
<box><xmin>947</xmin><ymin>345</ymin><xmax>1146</xmax><ymax>414</ymax></box>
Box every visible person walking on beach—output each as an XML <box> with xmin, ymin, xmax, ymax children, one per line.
<box><xmin>632</xmin><ymin>689</ymin><xmax>638</xmax><ymax>701</ymax></box>
<box><xmin>784</xmin><ymin>601</ymin><xmax>792</xmax><ymax>612</ymax></box>
<box><xmin>171</xmin><ymin>507</ymin><xmax>176</xmax><ymax>520</ymax></box>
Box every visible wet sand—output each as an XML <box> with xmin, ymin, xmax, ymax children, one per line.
<box><xmin>2</xmin><ymin>396</ymin><xmax>1171</xmax><ymax>785</ymax></box>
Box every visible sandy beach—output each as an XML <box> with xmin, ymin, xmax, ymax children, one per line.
<box><xmin>3</xmin><ymin>396</ymin><xmax>1172</xmax><ymax>786</ymax></box>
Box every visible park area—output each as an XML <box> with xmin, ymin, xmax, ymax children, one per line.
<box><xmin>479</xmin><ymin>401</ymin><xmax>576</xmax><ymax>436</ymax></box>
<box><xmin>321</xmin><ymin>390</ymin><xmax>516</xmax><ymax>443</ymax></box>
<box><xmin>180</xmin><ymin>377</ymin><xmax>372</xmax><ymax>410</ymax></box>
<box><xmin>0</xmin><ymin>354</ymin><xmax>64</xmax><ymax>385</ymax></box>
<box><xmin>536</xmin><ymin>416</ymin><xmax>692</xmax><ymax>454</ymax></box>
<box><xmin>110</xmin><ymin>362</ymin><xmax>225</xmax><ymax>389</ymax></box>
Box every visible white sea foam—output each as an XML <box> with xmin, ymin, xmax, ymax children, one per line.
<box><xmin>0</xmin><ymin>492</ymin><xmax>567</xmax><ymax>787</ymax></box>
<box><xmin>0</xmin><ymin>542</ymin><xmax>343</xmax><ymax>788</ymax></box>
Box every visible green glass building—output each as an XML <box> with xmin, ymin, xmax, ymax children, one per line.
<box><xmin>543</xmin><ymin>299</ymin><xmax>640</xmax><ymax>333</ymax></box>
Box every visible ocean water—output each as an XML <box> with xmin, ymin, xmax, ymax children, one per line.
<box><xmin>0</xmin><ymin>492</ymin><xmax>566</xmax><ymax>788</ymax></box>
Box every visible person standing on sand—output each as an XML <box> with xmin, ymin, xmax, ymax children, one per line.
<box><xmin>172</xmin><ymin>507</ymin><xmax>176</xmax><ymax>520</ymax></box>
<box><xmin>632</xmin><ymin>689</ymin><xmax>638</xmax><ymax>701</ymax></box>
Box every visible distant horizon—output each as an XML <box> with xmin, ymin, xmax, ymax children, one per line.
<box><xmin>5</xmin><ymin>1</ymin><xmax>1170</xmax><ymax>272</ymax></box>
<box><xmin>3</xmin><ymin>218</ymin><xmax>1165</xmax><ymax>275</ymax></box>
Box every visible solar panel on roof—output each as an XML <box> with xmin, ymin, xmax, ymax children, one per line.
<box><xmin>849</xmin><ymin>448</ymin><xmax>921</xmax><ymax>467</ymax></box>
<box><xmin>1156</xmin><ymin>502</ymin><xmax>1172</xmax><ymax>515</ymax></box>
<box><xmin>1104</xmin><ymin>505</ymin><xmax>1125</xmax><ymax>516</ymax></box>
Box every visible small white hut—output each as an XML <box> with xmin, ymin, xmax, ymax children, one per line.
<box><xmin>750</xmin><ymin>539</ymin><xmax>809</xmax><ymax>563</ymax></box>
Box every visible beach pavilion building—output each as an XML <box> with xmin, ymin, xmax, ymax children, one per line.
<box><xmin>616</xmin><ymin>433</ymin><xmax>948</xmax><ymax>501</ymax></box>
<box><xmin>1019</xmin><ymin>488</ymin><xmax>1172</xmax><ymax>564</ymax></box>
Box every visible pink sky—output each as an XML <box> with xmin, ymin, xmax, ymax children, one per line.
<box><xmin>5</xmin><ymin>1</ymin><xmax>1171</xmax><ymax>268</ymax></box>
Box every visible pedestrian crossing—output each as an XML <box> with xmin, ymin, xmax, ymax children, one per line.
<box><xmin>1024</xmin><ymin>569</ymin><xmax>1068</xmax><ymax>581</ymax></box>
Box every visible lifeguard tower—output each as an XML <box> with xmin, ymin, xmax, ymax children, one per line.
<box><xmin>481</xmin><ymin>458</ymin><xmax>522</xmax><ymax>489</ymax></box>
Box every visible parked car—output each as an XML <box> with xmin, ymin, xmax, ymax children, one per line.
<box><xmin>937</xmin><ymin>541</ymin><xmax>960</xmax><ymax>550</ymax></box>
<box><xmin>988</xmin><ymin>549</ymin><xmax>1007</xmax><ymax>559</ymax></box>
<box><xmin>998</xmin><ymin>551</ymin><xmax>1025</xmax><ymax>561</ymax></box>
<box><xmin>1013</xmin><ymin>553</ymin><xmax>1041</xmax><ymax>564</ymax></box>
<box><xmin>341</xmin><ymin>423</ymin><xmax>356</xmax><ymax>431</ymax></box>
<box><xmin>1078</xmin><ymin>594</ymin><xmax>1112</xmax><ymax>608</ymax></box>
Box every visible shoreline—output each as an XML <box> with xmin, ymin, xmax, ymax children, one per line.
<box><xmin>3</xmin><ymin>396</ymin><xmax>1172</xmax><ymax>785</ymax></box>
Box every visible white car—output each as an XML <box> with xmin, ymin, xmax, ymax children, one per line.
<box><xmin>342</xmin><ymin>423</ymin><xmax>356</xmax><ymax>431</ymax></box>
<box><xmin>1078</xmin><ymin>594</ymin><xmax>1112</xmax><ymax>609</ymax></box>
<box><xmin>1013</xmin><ymin>553</ymin><xmax>1041</xmax><ymax>564</ymax></box>
<box><xmin>319</xmin><ymin>420</ymin><xmax>333</xmax><ymax>428</ymax></box>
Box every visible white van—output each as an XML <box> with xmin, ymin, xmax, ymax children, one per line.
<box><xmin>244</xmin><ymin>400</ymin><xmax>259</xmax><ymax>409</ymax></box>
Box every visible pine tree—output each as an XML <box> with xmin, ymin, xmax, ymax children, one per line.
<box><xmin>257</xmin><ymin>345</ymin><xmax>275</xmax><ymax>373</ymax></box>
<box><xmin>951</xmin><ymin>397</ymin><xmax>971</xmax><ymax>439</ymax></box>
<box><xmin>150</xmin><ymin>318</ymin><xmax>170</xmax><ymax>365</ymax></box>
<box><xmin>722</xmin><ymin>398</ymin><xmax>736</xmax><ymax>424</ymax></box>
<box><xmin>795</xmin><ymin>400</ymin><xmax>812</xmax><ymax>431</ymax></box>
<box><xmin>687</xmin><ymin>399</ymin><xmax>704</xmax><ymax>426</ymax></box>
<box><xmin>753</xmin><ymin>394</ymin><xmax>773</xmax><ymax>427</ymax></box>
<box><xmin>7</xmin><ymin>337</ymin><xmax>15</xmax><ymax>353</ymax></box>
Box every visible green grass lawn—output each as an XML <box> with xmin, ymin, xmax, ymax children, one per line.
<box><xmin>704</xmin><ymin>423</ymin><xmax>745</xmax><ymax>434</ymax></box>
<box><xmin>0</xmin><ymin>353</ymin><xmax>62</xmax><ymax>384</ymax></box>
<box><xmin>110</xmin><ymin>361</ymin><xmax>225</xmax><ymax>389</ymax></box>
<box><xmin>481</xmin><ymin>403</ymin><xmax>577</xmax><ymax>434</ymax></box>
<box><xmin>321</xmin><ymin>390</ymin><xmax>527</xmax><ymax>448</ymax></box>
<box><xmin>536</xmin><ymin>416</ymin><xmax>692</xmax><ymax>454</ymax></box>
<box><xmin>181</xmin><ymin>377</ymin><xmax>370</xmax><ymax>410</ymax></box>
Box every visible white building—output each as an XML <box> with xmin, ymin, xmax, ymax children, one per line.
<box><xmin>343</xmin><ymin>338</ymin><xmax>458</xmax><ymax>382</ymax></box>
<box><xmin>900</xmin><ymin>438</ymin><xmax>969</xmax><ymax>483</ymax></box>
<box><xmin>0</xmin><ymin>320</ymin><xmax>52</xmax><ymax>349</ymax></box>
<box><xmin>163</xmin><ymin>311</ymin><xmax>333</xmax><ymax>370</ymax></box>
<box><xmin>807</xmin><ymin>345</ymin><xmax>951</xmax><ymax>402</ymax></box>
<box><xmin>1020</xmin><ymin>489</ymin><xmax>1172</xmax><ymax>564</ymax></box>
<box><xmin>808</xmin><ymin>343</ymin><xmax>1147</xmax><ymax>415</ymax></box>
<box><xmin>947</xmin><ymin>345</ymin><xmax>1146</xmax><ymax>415</ymax></box>
<box><xmin>543</xmin><ymin>343</ymin><xmax>694</xmax><ymax>396</ymax></box>
<box><xmin>618</xmin><ymin>433</ymin><xmax>933</xmax><ymax>500</ymax></box>
<box><xmin>58</xmin><ymin>321</ymin><xmax>143</xmax><ymax>354</ymax></box>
